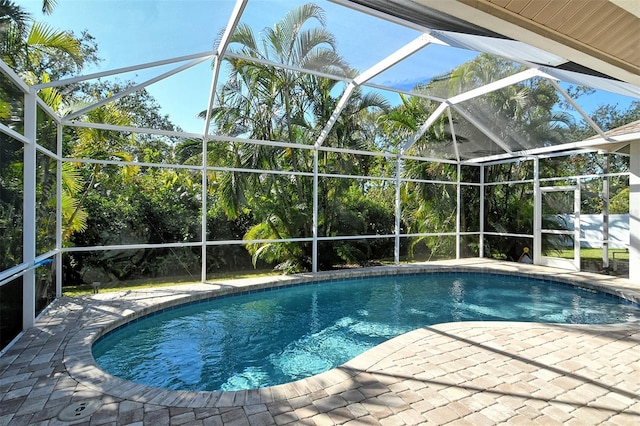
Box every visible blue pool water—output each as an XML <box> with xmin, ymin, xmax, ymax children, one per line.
<box><xmin>93</xmin><ymin>273</ymin><xmax>640</xmax><ymax>392</ymax></box>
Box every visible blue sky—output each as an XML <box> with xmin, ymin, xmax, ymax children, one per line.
<box><xmin>20</xmin><ymin>0</ymin><xmax>638</xmax><ymax>133</ymax></box>
<box><xmin>24</xmin><ymin>0</ymin><xmax>471</xmax><ymax>132</ymax></box>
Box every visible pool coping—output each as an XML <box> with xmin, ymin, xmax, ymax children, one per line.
<box><xmin>63</xmin><ymin>259</ymin><xmax>640</xmax><ymax>409</ymax></box>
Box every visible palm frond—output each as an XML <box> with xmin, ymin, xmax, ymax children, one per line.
<box><xmin>0</xmin><ymin>0</ymin><xmax>29</xmax><ymax>37</ymax></box>
<box><xmin>36</xmin><ymin>73</ymin><xmax>63</xmax><ymax>110</ymax></box>
<box><xmin>41</xmin><ymin>0</ymin><xmax>58</xmax><ymax>15</ymax></box>
<box><xmin>61</xmin><ymin>192</ymin><xmax>88</xmax><ymax>238</ymax></box>
<box><xmin>229</xmin><ymin>23</ymin><xmax>260</xmax><ymax>56</ymax></box>
<box><xmin>26</xmin><ymin>21</ymin><xmax>82</xmax><ymax>64</ymax></box>
<box><xmin>61</xmin><ymin>162</ymin><xmax>84</xmax><ymax>196</ymax></box>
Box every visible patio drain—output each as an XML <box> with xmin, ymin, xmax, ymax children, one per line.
<box><xmin>57</xmin><ymin>399</ymin><xmax>102</xmax><ymax>422</ymax></box>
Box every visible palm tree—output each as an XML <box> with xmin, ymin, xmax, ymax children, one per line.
<box><xmin>219</xmin><ymin>3</ymin><xmax>349</xmax><ymax>139</ymax></box>
<box><xmin>1</xmin><ymin>0</ymin><xmax>82</xmax><ymax>81</ymax></box>
<box><xmin>1</xmin><ymin>1</ymin><xmax>87</xmax><ymax>254</ymax></box>
<box><xmin>378</xmin><ymin>92</ymin><xmax>460</xmax><ymax>259</ymax></box>
<box><xmin>64</xmin><ymin>100</ymin><xmax>139</xmax><ymax>237</ymax></box>
<box><xmin>29</xmin><ymin>73</ymin><xmax>86</xmax><ymax>246</ymax></box>
<box><xmin>206</xmin><ymin>3</ymin><xmax>392</xmax><ymax>271</ymax></box>
<box><xmin>207</xmin><ymin>4</ymin><xmax>350</xmax><ymax>234</ymax></box>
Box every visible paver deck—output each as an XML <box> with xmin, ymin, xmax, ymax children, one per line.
<box><xmin>1</xmin><ymin>259</ymin><xmax>639</xmax><ymax>425</ymax></box>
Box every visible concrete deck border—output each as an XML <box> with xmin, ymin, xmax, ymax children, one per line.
<box><xmin>1</xmin><ymin>259</ymin><xmax>639</xmax><ymax>425</ymax></box>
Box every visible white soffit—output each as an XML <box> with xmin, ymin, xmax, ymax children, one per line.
<box><xmin>416</xmin><ymin>0</ymin><xmax>640</xmax><ymax>85</ymax></box>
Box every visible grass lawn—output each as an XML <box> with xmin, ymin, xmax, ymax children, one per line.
<box><xmin>62</xmin><ymin>249</ymin><xmax>629</xmax><ymax>296</ymax></box>
<box><xmin>551</xmin><ymin>248</ymin><xmax>629</xmax><ymax>260</ymax></box>
<box><xmin>62</xmin><ymin>269</ymin><xmax>280</xmax><ymax>297</ymax></box>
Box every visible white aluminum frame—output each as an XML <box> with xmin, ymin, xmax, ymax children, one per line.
<box><xmin>538</xmin><ymin>185</ymin><xmax>581</xmax><ymax>271</ymax></box>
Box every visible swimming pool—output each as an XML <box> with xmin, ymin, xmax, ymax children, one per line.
<box><xmin>92</xmin><ymin>272</ymin><xmax>640</xmax><ymax>392</ymax></box>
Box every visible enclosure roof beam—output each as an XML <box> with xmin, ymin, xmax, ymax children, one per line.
<box><xmin>32</xmin><ymin>51</ymin><xmax>216</xmax><ymax>90</ymax></box>
<box><xmin>215</xmin><ymin>0</ymin><xmax>248</xmax><ymax>57</ymax></box>
<box><xmin>64</xmin><ymin>120</ymin><xmax>205</xmax><ymax>140</ymax></box>
<box><xmin>63</xmin><ymin>57</ymin><xmax>210</xmax><ymax>122</ymax></box>
<box><xmin>363</xmin><ymin>81</ymin><xmax>446</xmax><ymax>103</ymax></box>
<box><xmin>0</xmin><ymin>123</ymin><xmax>30</xmax><ymax>145</ymax></box>
<box><xmin>0</xmin><ymin>60</ymin><xmax>30</xmax><ymax>93</ymax></box>
<box><xmin>224</xmin><ymin>52</ymin><xmax>352</xmax><ymax>82</ymax></box>
<box><xmin>447</xmin><ymin>107</ymin><xmax>460</xmax><ymax>162</ymax></box>
<box><xmin>400</xmin><ymin>102</ymin><xmax>449</xmax><ymax>155</ymax></box>
<box><xmin>314</xmin><ymin>34</ymin><xmax>434</xmax><ymax>148</ymax></box>
<box><xmin>545</xmin><ymin>78</ymin><xmax>609</xmax><ymax>141</ymax></box>
<box><xmin>202</xmin><ymin>0</ymin><xmax>248</xmax><ymax>137</ymax></box>
<box><xmin>447</xmin><ymin>68</ymin><xmax>540</xmax><ymax>105</ymax></box>
<box><xmin>451</xmin><ymin>104</ymin><xmax>514</xmax><ymax>154</ymax></box>
<box><xmin>464</xmin><ymin>132</ymin><xmax>639</xmax><ymax>164</ymax></box>
<box><xmin>314</xmin><ymin>83</ymin><xmax>357</xmax><ymax>148</ymax></box>
<box><xmin>400</xmin><ymin>68</ymin><xmax>545</xmax><ymax>157</ymax></box>
<box><xmin>530</xmin><ymin>133</ymin><xmax>639</xmax><ymax>156</ymax></box>
<box><xmin>353</xmin><ymin>34</ymin><xmax>435</xmax><ymax>85</ymax></box>
<box><xmin>35</xmin><ymin>97</ymin><xmax>61</xmax><ymax>125</ymax></box>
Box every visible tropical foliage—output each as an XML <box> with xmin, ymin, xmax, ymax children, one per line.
<box><xmin>1</xmin><ymin>2</ymin><xmax>634</xmax><ymax>287</ymax></box>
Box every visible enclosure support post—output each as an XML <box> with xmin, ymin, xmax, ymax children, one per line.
<box><xmin>629</xmin><ymin>141</ymin><xmax>640</xmax><ymax>283</ymax></box>
<box><xmin>23</xmin><ymin>91</ymin><xmax>37</xmax><ymax>329</ymax></box>
<box><xmin>312</xmin><ymin>149</ymin><xmax>318</xmax><ymax>273</ymax></box>
<box><xmin>456</xmin><ymin>163</ymin><xmax>461</xmax><ymax>259</ymax></box>
<box><xmin>574</xmin><ymin>179</ymin><xmax>581</xmax><ymax>271</ymax></box>
<box><xmin>198</xmin><ymin>1</ymin><xmax>247</xmax><ymax>281</ymax></box>
<box><xmin>56</xmin><ymin>124</ymin><xmax>63</xmax><ymax>297</ymax></box>
<box><xmin>394</xmin><ymin>155</ymin><xmax>402</xmax><ymax>265</ymax></box>
<box><xmin>201</xmin><ymin>69</ymin><xmax>219</xmax><ymax>282</ymax></box>
<box><xmin>479</xmin><ymin>165</ymin><xmax>485</xmax><ymax>258</ymax></box>
<box><xmin>533</xmin><ymin>158</ymin><xmax>541</xmax><ymax>264</ymax></box>
<box><xmin>602</xmin><ymin>154</ymin><xmax>610</xmax><ymax>271</ymax></box>
<box><xmin>201</xmin><ymin>134</ymin><xmax>208</xmax><ymax>283</ymax></box>
<box><xmin>201</xmin><ymin>54</ymin><xmax>221</xmax><ymax>283</ymax></box>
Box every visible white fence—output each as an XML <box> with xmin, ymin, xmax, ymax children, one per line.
<box><xmin>560</xmin><ymin>214</ymin><xmax>629</xmax><ymax>248</ymax></box>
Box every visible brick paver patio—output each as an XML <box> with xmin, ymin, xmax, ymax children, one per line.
<box><xmin>1</xmin><ymin>260</ymin><xmax>639</xmax><ymax>425</ymax></box>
